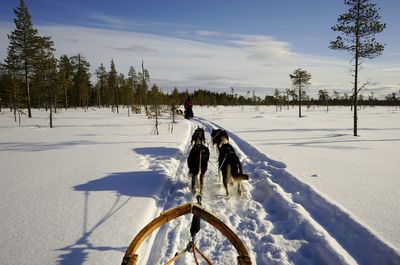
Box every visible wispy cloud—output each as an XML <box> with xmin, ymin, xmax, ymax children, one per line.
<box><xmin>108</xmin><ymin>45</ymin><xmax>157</xmax><ymax>53</ymax></box>
<box><xmin>88</xmin><ymin>13</ymin><xmax>151</xmax><ymax>29</ymax></box>
<box><xmin>196</xmin><ymin>30</ymin><xmax>222</xmax><ymax>37</ymax></box>
<box><xmin>61</xmin><ymin>37</ymin><xmax>79</xmax><ymax>43</ymax></box>
<box><xmin>87</xmin><ymin>13</ymin><xmax>195</xmax><ymax>33</ymax></box>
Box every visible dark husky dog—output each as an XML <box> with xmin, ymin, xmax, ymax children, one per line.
<box><xmin>218</xmin><ymin>141</ymin><xmax>249</xmax><ymax>197</ymax></box>
<box><xmin>211</xmin><ymin>129</ymin><xmax>229</xmax><ymax>149</ymax></box>
<box><xmin>191</xmin><ymin>127</ymin><xmax>206</xmax><ymax>145</ymax></box>
<box><xmin>188</xmin><ymin>129</ymin><xmax>210</xmax><ymax>194</ymax></box>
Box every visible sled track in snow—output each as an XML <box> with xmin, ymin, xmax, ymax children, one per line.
<box><xmin>140</xmin><ymin>117</ymin><xmax>400</xmax><ymax>265</ymax></box>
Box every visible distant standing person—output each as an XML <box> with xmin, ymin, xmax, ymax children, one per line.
<box><xmin>184</xmin><ymin>96</ymin><xmax>194</xmax><ymax>119</ymax></box>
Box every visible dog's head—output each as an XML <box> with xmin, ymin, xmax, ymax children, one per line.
<box><xmin>194</xmin><ymin>127</ymin><xmax>205</xmax><ymax>136</ymax></box>
<box><xmin>191</xmin><ymin>127</ymin><xmax>206</xmax><ymax>145</ymax></box>
<box><xmin>211</xmin><ymin>129</ymin><xmax>229</xmax><ymax>147</ymax></box>
<box><xmin>211</xmin><ymin>129</ymin><xmax>221</xmax><ymax>142</ymax></box>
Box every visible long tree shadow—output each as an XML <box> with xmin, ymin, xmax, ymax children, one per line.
<box><xmin>57</xmin><ymin>146</ymin><xmax>181</xmax><ymax>265</ymax></box>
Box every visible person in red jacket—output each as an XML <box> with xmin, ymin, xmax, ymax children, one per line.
<box><xmin>184</xmin><ymin>96</ymin><xmax>194</xmax><ymax>119</ymax></box>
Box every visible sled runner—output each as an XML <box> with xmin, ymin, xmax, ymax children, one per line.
<box><xmin>121</xmin><ymin>203</ymin><xmax>252</xmax><ymax>265</ymax></box>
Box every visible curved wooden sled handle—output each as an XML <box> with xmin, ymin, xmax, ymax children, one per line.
<box><xmin>121</xmin><ymin>203</ymin><xmax>252</xmax><ymax>265</ymax></box>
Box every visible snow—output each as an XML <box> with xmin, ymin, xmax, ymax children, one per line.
<box><xmin>0</xmin><ymin>106</ymin><xmax>399</xmax><ymax>265</ymax></box>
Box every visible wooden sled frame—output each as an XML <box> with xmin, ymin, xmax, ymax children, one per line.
<box><xmin>121</xmin><ymin>203</ymin><xmax>252</xmax><ymax>265</ymax></box>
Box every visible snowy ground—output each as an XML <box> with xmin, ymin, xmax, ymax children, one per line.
<box><xmin>0</xmin><ymin>106</ymin><xmax>399</xmax><ymax>265</ymax></box>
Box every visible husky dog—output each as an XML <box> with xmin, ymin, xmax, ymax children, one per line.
<box><xmin>211</xmin><ymin>129</ymin><xmax>229</xmax><ymax>149</ymax></box>
<box><xmin>187</xmin><ymin>129</ymin><xmax>210</xmax><ymax>194</ymax></box>
<box><xmin>218</xmin><ymin>142</ymin><xmax>249</xmax><ymax>197</ymax></box>
<box><xmin>191</xmin><ymin>127</ymin><xmax>206</xmax><ymax>145</ymax></box>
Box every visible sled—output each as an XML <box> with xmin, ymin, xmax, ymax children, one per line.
<box><xmin>121</xmin><ymin>203</ymin><xmax>252</xmax><ymax>265</ymax></box>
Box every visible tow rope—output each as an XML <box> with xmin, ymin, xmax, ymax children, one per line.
<box><xmin>164</xmin><ymin>194</ymin><xmax>210</xmax><ymax>265</ymax></box>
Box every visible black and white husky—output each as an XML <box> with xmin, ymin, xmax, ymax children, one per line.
<box><xmin>211</xmin><ymin>129</ymin><xmax>229</xmax><ymax>149</ymax></box>
<box><xmin>217</xmin><ymin>137</ymin><xmax>249</xmax><ymax>197</ymax></box>
<box><xmin>187</xmin><ymin>129</ymin><xmax>210</xmax><ymax>194</ymax></box>
<box><xmin>191</xmin><ymin>127</ymin><xmax>206</xmax><ymax>145</ymax></box>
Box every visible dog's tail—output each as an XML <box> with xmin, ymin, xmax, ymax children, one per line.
<box><xmin>232</xmin><ymin>173</ymin><xmax>249</xmax><ymax>181</ymax></box>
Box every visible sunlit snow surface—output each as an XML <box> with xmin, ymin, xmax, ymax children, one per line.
<box><xmin>0</xmin><ymin>106</ymin><xmax>399</xmax><ymax>265</ymax></box>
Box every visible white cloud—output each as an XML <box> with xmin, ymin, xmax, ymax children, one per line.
<box><xmin>229</xmin><ymin>35</ymin><xmax>295</xmax><ymax>63</ymax></box>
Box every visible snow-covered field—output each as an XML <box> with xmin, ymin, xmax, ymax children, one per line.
<box><xmin>0</xmin><ymin>106</ymin><xmax>399</xmax><ymax>265</ymax></box>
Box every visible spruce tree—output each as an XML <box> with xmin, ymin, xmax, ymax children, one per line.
<box><xmin>6</xmin><ymin>0</ymin><xmax>40</xmax><ymax>118</ymax></box>
<box><xmin>108</xmin><ymin>59</ymin><xmax>118</xmax><ymax>113</ymax></box>
<box><xmin>330</xmin><ymin>0</ymin><xmax>386</xmax><ymax>136</ymax></box>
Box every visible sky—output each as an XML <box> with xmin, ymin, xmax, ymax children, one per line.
<box><xmin>1</xmin><ymin>0</ymin><xmax>399</xmax><ymax>98</ymax></box>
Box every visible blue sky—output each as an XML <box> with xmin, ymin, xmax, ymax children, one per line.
<box><xmin>1</xmin><ymin>0</ymin><xmax>399</xmax><ymax>98</ymax></box>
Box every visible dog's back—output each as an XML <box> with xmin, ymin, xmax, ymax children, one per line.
<box><xmin>218</xmin><ymin>142</ymin><xmax>235</xmax><ymax>167</ymax></box>
<box><xmin>187</xmin><ymin>143</ymin><xmax>210</xmax><ymax>193</ymax></box>
<box><xmin>218</xmin><ymin>142</ymin><xmax>249</xmax><ymax>196</ymax></box>
<box><xmin>188</xmin><ymin>143</ymin><xmax>210</xmax><ymax>174</ymax></box>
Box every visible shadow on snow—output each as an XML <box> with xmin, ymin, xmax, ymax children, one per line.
<box><xmin>56</xmin><ymin>147</ymin><xmax>181</xmax><ymax>265</ymax></box>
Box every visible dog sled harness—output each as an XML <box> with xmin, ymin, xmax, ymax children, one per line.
<box><xmin>121</xmin><ymin>201</ymin><xmax>252</xmax><ymax>265</ymax></box>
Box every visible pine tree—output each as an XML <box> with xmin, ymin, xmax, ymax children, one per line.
<box><xmin>95</xmin><ymin>63</ymin><xmax>107</xmax><ymax>107</ymax></box>
<box><xmin>318</xmin><ymin>89</ymin><xmax>330</xmax><ymax>112</ymax></box>
<box><xmin>148</xmin><ymin>84</ymin><xmax>162</xmax><ymax>135</ymax></box>
<box><xmin>58</xmin><ymin>55</ymin><xmax>73</xmax><ymax>109</ymax></box>
<box><xmin>34</xmin><ymin>36</ymin><xmax>57</xmax><ymax>127</ymax></box>
<box><xmin>138</xmin><ymin>60</ymin><xmax>150</xmax><ymax>114</ymax></box>
<box><xmin>127</xmin><ymin>66</ymin><xmax>137</xmax><ymax>111</ymax></box>
<box><xmin>289</xmin><ymin>68</ymin><xmax>312</xmax><ymax>118</ymax></box>
<box><xmin>117</xmin><ymin>73</ymin><xmax>125</xmax><ymax>114</ymax></box>
<box><xmin>70</xmin><ymin>54</ymin><xmax>91</xmax><ymax>108</ymax></box>
<box><xmin>0</xmin><ymin>66</ymin><xmax>7</xmax><ymax>112</ymax></box>
<box><xmin>330</xmin><ymin>0</ymin><xmax>386</xmax><ymax>136</ymax></box>
<box><xmin>273</xmin><ymin>89</ymin><xmax>280</xmax><ymax>112</ymax></box>
<box><xmin>3</xmin><ymin>36</ymin><xmax>22</xmax><ymax>120</ymax></box>
<box><xmin>6</xmin><ymin>0</ymin><xmax>40</xmax><ymax>118</ymax></box>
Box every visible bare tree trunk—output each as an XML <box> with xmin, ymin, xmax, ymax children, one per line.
<box><xmin>97</xmin><ymin>85</ymin><xmax>101</xmax><ymax>109</ymax></box>
<box><xmin>64</xmin><ymin>82</ymin><xmax>68</xmax><ymax>110</ymax></box>
<box><xmin>50</xmin><ymin>102</ymin><xmax>53</xmax><ymax>128</ymax></box>
<box><xmin>25</xmin><ymin>65</ymin><xmax>32</xmax><ymax>118</ymax></box>
<box><xmin>47</xmin><ymin>83</ymin><xmax>53</xmax><ymax>128</ymax></box>
<box><xmin>13</xmin><ymin>79</ymin><xmax>17</xmax><ymax>122</ymax></box>
<box><xmin>116</xmin><ymin>86</ymin><xmax>119</xmax><ymax>114</ymax></box>
<box><xmin>299</xmin><ymin>83</ymin><xmax>302</xmax><ymax>118</ymax></box>
<box><xmin>353</xmin><ymin>0</ymin><xmax>360</xmax><ymax>136</ymax></box>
